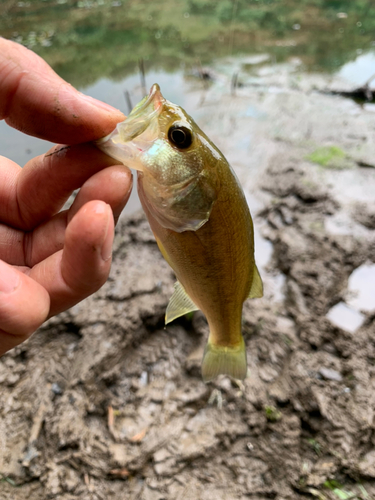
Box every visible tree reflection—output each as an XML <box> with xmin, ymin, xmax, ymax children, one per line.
<box><xmin>0</xmin><ymin>0</ymin><xmax>373</xmax><ymax>87</ymax></box>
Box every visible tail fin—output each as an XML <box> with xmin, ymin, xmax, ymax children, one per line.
<box><xmin>201</xmin><ymin>337</ymin><xmax>247</xmax><ymax>383</ymax></box>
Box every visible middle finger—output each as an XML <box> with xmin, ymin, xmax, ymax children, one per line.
<box><xmin>0</xmin><ymin>165</ymin><xmax>133</xmax><ymax>267</ymax></box>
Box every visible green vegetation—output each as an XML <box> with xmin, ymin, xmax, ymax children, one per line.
<box><xmin>306</xmin><ymin>146</ymin><xmax>349</xmax><ymax>169</ymax></box>
<box><xmin>0</xmin><ymin>476</ymin><xmax>17</xmax><ymax>487</ymax></box>
<box><xmin>323</xmin><ymin>479</ymin><xmax>365</xmax><ymax>500</ymax></box>
<box><xmin>307</xmin><ymin>437</ymin><xmax>322</xmax><ymax>455</ymax></box>
<box><xmin>0</xmin><ymin>0</ymin><xmax>374</xmax><ymax>87</ymax></box>
<box><xmin>264</xmin><ymin>404</ymin><xmax>282</xmax><ymax>421</ymax></box>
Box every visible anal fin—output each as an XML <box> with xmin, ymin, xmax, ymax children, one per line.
<box><xmin>165</xmin><ymin>281</ymin><xmax>199</xmax><ymax>324</ymax></box>
<box><xmin>248</xmin><ymin>264</ymin><xmax>263</xmax><ymax>299</ymax></box>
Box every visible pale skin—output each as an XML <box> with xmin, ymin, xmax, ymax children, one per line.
<box><xmin>0</xmin><ymin>38</ymin><xmax>133</xmax><ymax>355</ymax></box>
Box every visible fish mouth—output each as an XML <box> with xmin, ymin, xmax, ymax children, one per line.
<box><xmin>118</xmin><ymin>83</ymin><xmax>165</xmax><ymax>141</ymax></box>
<box><xmin>129</xmin><ymin>84</ymin><xmax>164</xmax><ymax>122</ymax></box>
<box><xmin>96</xmin><ymin>84</ymin><xmax>165</xmax><ymax>168</ymax></box>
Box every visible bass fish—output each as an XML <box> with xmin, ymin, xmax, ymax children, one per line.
<box><xmin>97</xmin><ymin>84</ymin><xmax>263</xmax><ymax>382</ymax></box>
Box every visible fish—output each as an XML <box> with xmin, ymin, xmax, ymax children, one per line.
<box><xmin>96</xmin><ymin>84</ymin><xmax>263</xmax><ymax>382</ymax></box>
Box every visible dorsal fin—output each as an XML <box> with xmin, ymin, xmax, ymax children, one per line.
<box><xmin>248</xmin><ymin>265</ymin><xmax>263</xmax><ymax>299</ymax></box>
<box><xmin>165</xmin><ymin>281</ymin><xmax>199</xmax><ymax>324</ymax></box>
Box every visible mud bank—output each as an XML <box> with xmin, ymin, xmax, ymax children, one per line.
<box><xmin>1</xmin><ymin>63</ymin><xmax>375</xmax><ymax>500</ymax></box>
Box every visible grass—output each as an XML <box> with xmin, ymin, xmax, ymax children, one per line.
<box><xmin>0</xmin><ymin>476</ymin><xmax>17</xmax><ymax>487</ymax></box>
<box><xmin>323</xmin><ymin>480</ymin><xmax>361</xmax><ymax>500</ymax></box>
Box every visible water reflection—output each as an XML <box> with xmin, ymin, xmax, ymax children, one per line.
<box><xmin>1</xmin><ymin>0</ymin><xmax>374</xmax><ymax>88</ymax></box>
<box><xmin>326</xmin><ymin>262</ymin><xmax>375</xmax><ymax>334</ymax></box>
<box><xmin>347</xmin><ymin>263</ymin><xmax>375</xmax><ymax>313</ymax></box>
<box><xmin>0</xmin><ymin>121</ymin><xmax>51</xmax><ymax>168</ymax></box>
<box><xmin>86</xmin><ymin>70</ymin><xmax>191</xmax><ymax>111</ymax></box>
<box><xmin>339</xmin><ymin>51</ymin><xmax>375</xmax><ymax>86</ymax></box>
<box><xmin>326</xmin><ymin>302</ymin><xmax>365</xmax><ymax>334</ymax></box>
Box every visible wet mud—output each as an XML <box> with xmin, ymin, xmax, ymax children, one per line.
<box><xmin>1</xmin><ymin>63</ymin><xmax>375</xmax><ymax>500</ymax></box>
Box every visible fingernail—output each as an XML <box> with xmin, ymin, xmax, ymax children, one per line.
<box><xmin>0</xmin><ymin>260</ymin><xmax>20</xmax><ymax>294</ymax></box>
<box><xmin>100</xmin><ymin>205</ymin><xmax>114</xmax><ymax>261</ymax></box>
<box><xmin>78</xmin><ymin>92</ymin><xmax>124</xmax><ymax>115</ymax></box>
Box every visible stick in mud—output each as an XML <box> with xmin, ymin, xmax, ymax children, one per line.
<box><xmin>124</xmin><ymin>90</ymin><xmax>133</xmax><ymax>114</ymax></box>
<box><xmin>195</xmin><ymin>58</ymin><xmax>210</xmax><ymax>90</ymax></box>
<box><xmin>231</xmin><ymin>71</ymin><xmax>239</xmax><ymax>96</ymax></box>
<box><xmin>22</xmin><ymin>385</ymin><xmax>51</xmax><ymax>467</ymax></box>
<box><xmin>139</xmin><ymin>58</ymin><xmax>147</xmax><ymax>97</ymax></box>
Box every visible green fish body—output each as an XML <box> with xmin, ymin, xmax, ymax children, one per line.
<box><xmin>97</xmin><ymin>84</ymin><xmax>263</xmax><ymax>382</ymax></box>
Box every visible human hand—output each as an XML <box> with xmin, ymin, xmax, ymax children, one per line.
<box><xmin>0</xmin><ymin>38</ymin><xmax>132</xmax><ymax>355</ymax></box>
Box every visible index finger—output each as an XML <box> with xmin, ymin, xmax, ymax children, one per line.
<box><xmin>0</xmin><ymin>38</ymin><xmax>125</xmax><ymax>144</ymax></box>
<box><xmin>0</xmin><ymin>144</ymin><xmax>129</xmax><ymax>230</ymax></box>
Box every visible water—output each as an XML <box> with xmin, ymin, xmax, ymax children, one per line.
<box><xmin>0</xmin><ymin>122</ymin><xmax>51</xmax><ymax>168</ymax></box>
<box><xmin>339</xmin><ymin>51</ymin><xmax>375</xmax><ymax>86</ymax></box>
<box><xmin>326</xmin><ymin>302</ymin><xmax>366</xmax><ymax>334</ymax></box>
<box><xmin>347</xmin><ymin>263</ymin><xmax>375</xmax><ymax>313</ymax></box>
<box><xmin>2</xmin><ymin>0</ymin><xmax>375</xmax><ymax>87</ymax></box>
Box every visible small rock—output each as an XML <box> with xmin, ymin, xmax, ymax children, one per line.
<box><xmin>319</xmin><ymin>367</ymin><xmax>342</xmax><ymax>382</ymax></box>
<box><xmin>154</xmin><ymin>456</ymin><xmax>176</xmax><ymax>476</ymax></box>
<box><xmin>6</xmin><ymin>373</ymin><xmax>20</xmax><ymax>386</ymax></box>
<box><xmin>142</xmin><ymin>486</ymin><xmax>165</xmax><ymax>500</ymax></box>
<box><xmin>154</xmin><ymin>448</ymin><xmax>171</xmax><ymax>463</ymax></box>
<box><xmin>139</xmin><ymin>371</ymin><xmax>148</xmax><ymax>387</ymax></box>
<box><xmin>44</xmin><ymin>465</ymin><xmax>62</xmax><ymax>497</ymax></box>
<box><xmin>276</xmin><ymin>316</ymin><xmax>297</xmax><ymax>336</ymax></box>
<box><xmin>259</xmin><ymin>365</ymin><xmax>279</xmax><ymax>383</ymax></box>
<box><xmin>268</xmin><ymin>378</ymin><xmax>291</xmax><ymax>404</ymax></box>
<box><xmin>109</xmin><ymin>444</ymin><xmax>129</xmax><ymax>466</ymax></box>
<box><xmin>62</xmin><ymin>467</ymin><xmax>80</xmax><ymax>493</ymax></box>
<box><xmin>359</xmin><ymin>450</ymin><xmax>375</xmax><ymax>477</ymax></box>
<box><xmin>51</xmin><ymin>383</ymin><xmax>63</xmax><ymax>395</ymax></box>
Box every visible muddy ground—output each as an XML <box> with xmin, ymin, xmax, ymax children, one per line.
<box><xmin>1</xmin><ymin>60</ymin><xmax>375</xmax><ymax>500</ymax></box>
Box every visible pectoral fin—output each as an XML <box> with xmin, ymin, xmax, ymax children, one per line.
<box><xmin>165</xmin><ymin>281</ymin><xmax>199</xmax><ymax>324</ymax></box>
<box><xmin>248</xmin><ymin>265</ymin><xmax>263</xmax><ymax>299</ymax></box>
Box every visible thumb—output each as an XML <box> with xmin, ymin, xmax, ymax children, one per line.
<box><xmin>0</xmin><ymin>260</ymin><xmax>50</xmax><ymax>355</ymax></box>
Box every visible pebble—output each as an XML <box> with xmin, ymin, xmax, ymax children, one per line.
<box><xmin>51</xmin><ymin>383</ymin><xmax>63</xmax><ymax>395</ymax></box>
<box><xmin>319</xmin><ymin>367</ymin><xmax>342</xmax><ymax>382</ymax></box>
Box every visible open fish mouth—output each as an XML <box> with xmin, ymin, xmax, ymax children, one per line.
<box><xmin>96</xmin><ymin>84</ymin><xmax>165</xmax><ymax>168</ymax></box>
<box><xmin>117</xmin><ymin>83</ymin><xmax>165</xmax><ymax>142</ymax></box>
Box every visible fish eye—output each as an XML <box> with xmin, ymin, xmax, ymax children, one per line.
<box><xmin>168</xmin><ymin>124</ymin><xmax>193</xmax><ymax>149</ymax></box>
